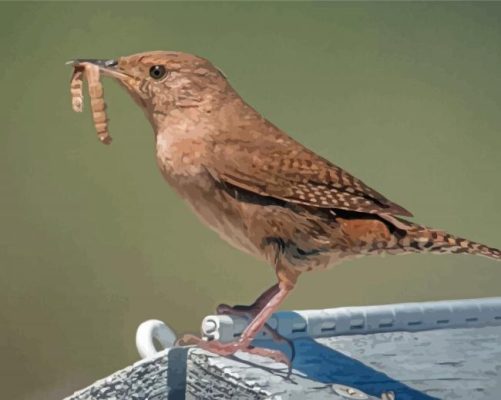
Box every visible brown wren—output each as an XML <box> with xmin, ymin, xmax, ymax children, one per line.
<box><xmin>70</xmin><ymin>51</ymin><xmax>501</xmax><ymax>367</ymax></box>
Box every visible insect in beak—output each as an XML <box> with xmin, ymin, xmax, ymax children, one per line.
<box><xmin>67</xmin><ymin>60</ymin><xmax>115</xmax><ymax>144</ymax></box>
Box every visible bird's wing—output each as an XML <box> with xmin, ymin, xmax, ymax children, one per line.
<box><xmin>207</xmin><ymin>127</ymin><xmax>413</xmax><ymax>217</ymax></box>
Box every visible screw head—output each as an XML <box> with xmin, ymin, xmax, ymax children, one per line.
<box><xmin>202</xmin><ymin>319</ymin><xmax>217</xmax><ymax>334</ymax></box>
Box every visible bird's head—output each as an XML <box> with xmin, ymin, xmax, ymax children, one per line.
<box><xmin>70</xmin><ymin>51</ymin><xmax>232</xmax><ymax>127</ymax></box>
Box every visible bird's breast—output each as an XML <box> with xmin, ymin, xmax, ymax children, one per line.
<box><xmin>155</xmin><ymin>135</ymin><xmax>264</xmax><ymax>259</ymax></box>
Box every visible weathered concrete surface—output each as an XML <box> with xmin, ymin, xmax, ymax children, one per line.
<box><xmin>293</xmin><ymin>325</ymin><xmax>501</xmax><ymax>400</ymax></box>
<box><xmin>63</xmin><ymin>325</ymin><xmax>501</xmax><ymax>400</ymax></box>
<box><xmin>63</xmin><ymin>346</ymin><xmax>378</xmax><ymax>400</ymax></box>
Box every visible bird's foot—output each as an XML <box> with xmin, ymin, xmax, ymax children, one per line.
<box><xmin>216</xmin><ymin>303</ymin><xmax>259</xmax><ymax>317</ymax></box>
<box><xmin>175</xmin><ymin>333</ymin><xmax>291</xmax><ymax>371</ymax></box>
<box><xmin>216</xmin><ymin>303</ymin><xmax>296</xmax><ymax>361</ymax></box>
<box><xmin>175</xmin><ymin>333</ymin><xmax>204</xmax><ymax>346</ymax></box>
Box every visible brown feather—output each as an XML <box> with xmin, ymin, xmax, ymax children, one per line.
<box><xmin>208</xmin><ymin>111</ymin><xmax>413</xmax><ymax>217</ymax></box>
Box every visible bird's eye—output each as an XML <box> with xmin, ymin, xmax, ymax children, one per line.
<box><xmin>149</xmin><ymin>65</ymin><xmax>167</xmax><ymax>80</ymax></box>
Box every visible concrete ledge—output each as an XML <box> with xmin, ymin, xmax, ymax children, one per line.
<box><xmin>63</xmin><ymin>298</ymin><xmax>501</xmax><ymax>400</ymax></box>
<box><xmin>63</xmin><ymin>346</ymin><xmax>387</xmax><ymax>400</ymax></box>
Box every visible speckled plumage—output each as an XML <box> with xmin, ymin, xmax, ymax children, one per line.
<box><xmin>70</xmin><ymin>51</ymin><xmax>501</xmax><ymax>365</ymax></box>
<box><xmin>207</xmin><ymin>122</ymin><xmax>413</xmax><ymax>217</ymax></box>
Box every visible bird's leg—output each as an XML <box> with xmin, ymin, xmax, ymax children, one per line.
<box><xmin>216</xmin><ymin>283</ymin><xmax>279</xmax><ymax>316</ymax></box>
<box><xmin>176</xmin><ymin>285</ymin><xmax>280</xmax><ymax>347</ymax></box>
<box><xmin>199</xmin><ymin>282</ymin><xmax>294</xmax><ymax>365</ymax></box>
<box><xmin>216</xmin><ymin>284</ymin><xmax>296</xmax><ymax>360</ymax></box>
<box><xmin>182</xmin><ymin>266</ymin><xmax>299</xmax><ymax>369</ymax></box>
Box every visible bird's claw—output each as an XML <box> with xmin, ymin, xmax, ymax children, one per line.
<box><xmin>245</xmin><ymin>345</ymin><xmax>292</xmax><ymax>373</ymax></box>
<box><xmin>175</xmin><ymin>333</ymin><xmax>291</xmax><ymax>373</ymax></box>
<box><xmin>199</xmin><ymin>339</ymin><xmax>292</xmax><ymax>373</ymax></box>
<box><xmin>216</xmin><ymin>302</ymin><xmax>296</xmax><ymax>362</ymax></box>
<box><xmin>175</xmin><ymin>333</ymin><xmax>203</xmax><ymax>346</ymax></box>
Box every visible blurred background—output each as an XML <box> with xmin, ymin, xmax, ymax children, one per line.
<box><xmin>1</xmin><ymin>2</ymin><xmax>501</xmax><ymax>399</ymax></box>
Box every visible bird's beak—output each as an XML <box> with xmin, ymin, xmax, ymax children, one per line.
<box><xmin>66</xmin><ymin>59</ymin><xmax>129</xmax><ymax>80</ymax></box>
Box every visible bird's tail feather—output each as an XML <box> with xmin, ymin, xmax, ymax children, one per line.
<box><xmin>382</xmin><ymin>215</ymin><xmax>501</xmax><ymax>261</ymax></box>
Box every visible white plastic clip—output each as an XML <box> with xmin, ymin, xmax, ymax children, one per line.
<box><xmin>136</xmin><ymin>319</ymin><xmax>177</xmax><ymax>359</ymax></box>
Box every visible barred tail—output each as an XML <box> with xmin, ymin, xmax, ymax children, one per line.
<box><xmin>382</xmin><ymin>215</ymin><xmax>501</xmax><ymax>261</ymax></box>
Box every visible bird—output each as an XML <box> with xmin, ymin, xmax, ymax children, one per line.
<box><xmin>69</xmin><ymin>51</ymin><xmax>501</xmax><ymax>367</ymax></box>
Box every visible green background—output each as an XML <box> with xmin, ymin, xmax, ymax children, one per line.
<box><xmin>1</xmin><ymin>2</ymin><xmax>501</xmax><ymax>399</ymax></box>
